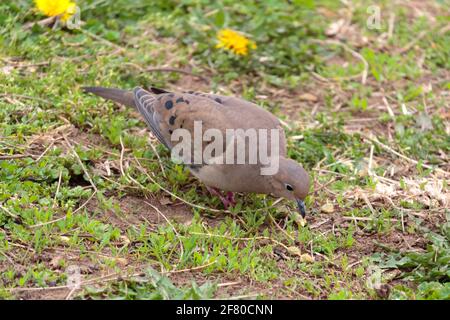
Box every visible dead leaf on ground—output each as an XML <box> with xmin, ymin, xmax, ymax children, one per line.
<box><xmin>287</xmin><ymin>246</ymin><xmax>302</xmax><ymax>256</ymax></box>
<box><xmin>115</xmin><ymin>258</ymin><xmax>128</xmax><ymax>267</ymax></box>
<box><xmin>325</xmin><ymin>19</ymin><xmax>346</xmax><ymax>37</ymax></box>
<box><xmin>290</xmin><ymin>211</ymin><xmax>307</xmax><ymax>227</ymax></box>
<box><xmin>299</xmin><ymin>93</ymin><xmax>318</xmax><ymax>102</ymax></box>
<box><xmin>300</xmin><ymin>254</ymin><xmax>315</xmax><ymax>263</ymax></box>
<box><xmin>286</xmin><ymin>247</ymin><xmax>315</xmax><ymax>263</ymax></box>
<box><xmin>50</xmin><ymin>256</ymin><xmax>63</xmax><ymax>269</ymax></box>
<box><xmin>321</xmin><ymin>202</ymin><xmax>335</xmax><ymax>213</ymax></box>
<box><xmin>159</xmin><ymin>197</ymin><xmax>173</xmax><ymax>205</ymax></box>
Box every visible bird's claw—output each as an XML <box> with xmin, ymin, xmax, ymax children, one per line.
<box><xmin>207</xmin><ymin>187</ymin><xmax>236</xmax><ymax>210</ymax></box>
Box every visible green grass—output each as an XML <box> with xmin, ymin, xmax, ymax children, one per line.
<box><xmin>0</xmin><ymin>0</ymin><xmax>449</xmax><ymax>300</ymax></box>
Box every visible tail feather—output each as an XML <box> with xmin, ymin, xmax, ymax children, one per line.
<box><xmin>82</xmin><ymin>86</ymin><xmax>135</xmax><ymax>108</ymax></box>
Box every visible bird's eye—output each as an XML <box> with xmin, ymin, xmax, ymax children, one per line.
<box><xmin>285</xmin><ymin>184</ymin><xmax>294</xmax><ymax>191</ymax></box>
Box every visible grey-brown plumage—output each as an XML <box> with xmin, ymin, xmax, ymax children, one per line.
<box><xmin>83</xmin><ymin>86</ymin><xmax>310</xmax><ymax>216</ymax></box>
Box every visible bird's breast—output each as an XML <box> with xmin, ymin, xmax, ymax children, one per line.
<box><xmin>191</xmin><ymin>163</ymin><xmax>270</xmax><ymax>194</ymax></box>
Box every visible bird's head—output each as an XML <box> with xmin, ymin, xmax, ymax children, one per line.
<box><xmin>270</xmin><ymin>157</ymin><xmax>310</xmax><ymax>217</ymax></box>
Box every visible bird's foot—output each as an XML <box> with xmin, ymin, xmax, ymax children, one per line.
<box><xmin>206</xmin><ymin>187</ymin><xmax>235</xmax><ymax>210</ymax></box>
<box><xmin>225</xmin><ymin>192</ymin><xmax>236</xmax><ymax>207</ymax></box>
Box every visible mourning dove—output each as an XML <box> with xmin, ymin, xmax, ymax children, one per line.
<box><xmin>83</xmin><ymin>86</ymin><xmax>310</xmax><ymax>216</ymax></box>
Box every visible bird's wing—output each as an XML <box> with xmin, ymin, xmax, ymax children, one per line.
<box><xmin>136</xmin><ymin>87</ymin><xmax>287</xmax><ymax>159</ymax></box>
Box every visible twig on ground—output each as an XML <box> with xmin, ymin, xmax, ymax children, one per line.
<box><xmin>29</xmin><ymin>191</ymin><xmax>97</xmax><ymax>228</ymax></box>
<box><xmin>400</xmin><ymin>211</ymin><xmax>405</xmax><ymax>233</ymax></box>
<box><xmin>396</xmin><ymin>30</ymin><xmax>427</xmax><ymax>54</ymax></box>
<box><xmin>52</xmin><ymin>170</ymin><xmax>63</xmax><ymax>209</ymax></box>
<box><xmin>23</xmin><ymin>16</ymin><xmax>57</xmax><ymax>29</ymax></box>
<box><xmin>0</xmin><ymin>93</ymin><xmax>52</xmax><ymax>105</ymax></box>
<box><xmin>362</xmin><ymin>193</ymin><xmax>376</xmax><ymax>216</ymax></box>
<box><xmin>310</xmin><ymin>39</ymin><xmax>369</xmax><ymax>84</ymax></box>
<box><xmin>0</xmin><ymin>204</ymin><xmax>19</xmax><ymax>220</ymax></box>
<box><xmin>35</xmin><ymin>137</ymin><xmax>63</xmax><ymax>162</ymax></box>
<box><xmin>119</xmin><ymin>136</ymin><xmax>127</xmax><ymax>179</ymax></box>
<box><xmin>368</xmin><ymin>144</ymin><xmax>374</xmax><ymax>176</ymax></box>
<box><xmin>309</xmin><ymin>219</ymin><xmax>331</xmax><ymax>230</ymax></box>
<box><xmin>364</xmin><ymin>135</ymin><xmax>449</xmax><ymax>177</ymax></box>
<box><xmin>382</xmin><ymin>97</ymin><xmax>395</xmax><ymax>117</ymax></box>
<box><xmin>438</xmin><ymin>23</ymin><xmax>450</xmax><ymax>35</ymax></box>
<box><xmin>63</xmin><ymin>135</ymin><xmax>98</xmax><ymax>192</ymax></box>
<box><xmin>278</xmin><ymin>119</ymin><xmax>292</xmax><ymax>130</ymax></box>
<box><xmin>0</xmin><ymin>250</ymin><xmax>15</xmax><ymax>266</ymax></box>
<box><xmin>188</xmin><ymin>232</ymin><xmax>292</xmax><ymax>252</ymax></box>
<box><xmin>147</xmin><ymin>134</ymin><xmax>167</xmax><ymax>178</ymax></box>
<box><xmin>166</xmin><ymin>260</ymin><xmax>216</xmax><ymax>274</ymax></box>
<box><xmin>8</xmin><ymin>260</ymin><xmax>217</xmax><ymax>295</ymax></box>
<box><xmin>342</xmin><ymin>216</ymin><xmax>398</xmax><ymax>222</ymax></box>
<box><xmin>65</xmin><ymin>287</ymin><xmax>77</xmax><ymax>300</ymax></box>
<box><xmin>0</xmin><ymin>154</ymin><xmax>31</xmax><ymax>160</ymax></box>
<box><xmin>216</xmin><ymin>293</ymin><xmax>260</xmax><ymax>300</ymax></box>
<box><xmin>217</xmin><ymin>280</ymin><xmax>242</xmax><ymax>288</ymax></box>
<box><xmin>267</xmin><ymin>212</ymin><xmax>295</xmax><ymax>242</ymax></box>
<box><xmin>388</xmin><ymin>13</ymin><xmax>396</xmax><ymax>39</ymax></box>
<box><xmin>79</xmin><ymin>28</ymin><xmax>125</xmax><ymax>53</ymax></box>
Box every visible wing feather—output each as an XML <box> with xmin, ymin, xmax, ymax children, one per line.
<box><xmin>133</xmin><ymin>87</ymin><xmax>171</xmax><ymax>149</ymax></box>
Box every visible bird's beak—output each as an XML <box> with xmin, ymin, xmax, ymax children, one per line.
<box><xmin>296</xmin><ymin>199</ymin><xmax>306</xmax><ymax>218</ymax></box>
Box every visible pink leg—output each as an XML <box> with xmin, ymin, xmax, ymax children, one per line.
<box><xmin>226</xmin><ymin>192</ymin><xmax>236</xmax><ymax>206</ymax></box>
<box><xmin>206</xmin><ymin>187</ymin><xmax>234</xmax><ymax>209</ymax></box>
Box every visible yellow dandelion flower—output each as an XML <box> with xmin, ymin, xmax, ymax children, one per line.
<box><xmin>34</xmin><ymin>0</ymin><xmax>77</xmax><ymax>22</ymax></box>
<box><xmin>216</xmin><ymin>29</ymin><xmax>257</xmax><ymax>56</ymax></box>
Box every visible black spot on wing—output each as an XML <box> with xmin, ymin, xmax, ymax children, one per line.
<box><xmin>165</xmin><ymin>100</ymin><xmax>173</xmax><ymax>109</ymax></box>
<box><xmin>150</xmin><ymin>87</ymin><xmax>170</xmax><ymax>95</ymax></box>
<box><xmin>214</xmin><ymin>97</ymin><xmax>222</xmax><ymax>104</ymax></box>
